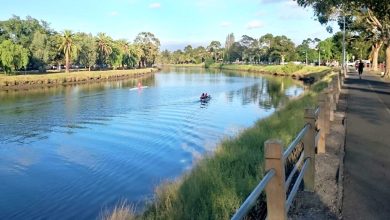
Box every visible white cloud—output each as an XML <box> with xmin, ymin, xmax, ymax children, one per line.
<box><xmin>220</xmin><ymin>21</ymin><xmax>231</xmax><ymax>27</ymax></box>
<box><xmin>149</xmin><ymin>3</ymin><xmax>161</xmax><ymax>8</ymax></box>
<box><xmin>246</xmin><ymin>20</ymin><xmax>264</xmax><ymax>29</ymax></box>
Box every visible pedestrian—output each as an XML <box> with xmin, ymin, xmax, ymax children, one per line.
<box><xmin>358</xmin><ymin>60</ymin><xmax>364</xmax><ymax>79</ymax></box>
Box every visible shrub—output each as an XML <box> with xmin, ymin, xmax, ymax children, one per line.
<box><xmin>281</xmin><ymin>63</ymin><xmax>304</xmax><ymax>74</ymax></box>
<box><xmin>204</xmin><ymin>58</ymin><xmax>215</xmax><ymax>68</ymax></box>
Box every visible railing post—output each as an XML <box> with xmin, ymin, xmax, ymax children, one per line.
<box><xmin>303</xmin><ymin>108</ymin><xmax>316</xmax><ymax>192</ymax></box>
<box><xmin>334</xmin><ymin>76</ymin><xmax>340</xmax><ymax>104</ymax></box>
<box><xmin>317</xmin><ymin>93</ymin><xmax>326</xmax><ymax>153</ymax></box>
<box><xmin>324</xmin><ymin>89</ymin><xmax>331</xmax><ymax>135</ymax></box>
<box><xmin>328</xmin><ymin>85</ymin><xmax>335</xmax><ymax>122</ymax></box>
<box><xmin>265</xmin><ymin>139</ymin><xmax>287</xmax><ymax>220</ymax></box>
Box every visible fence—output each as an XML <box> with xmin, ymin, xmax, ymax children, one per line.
<box><xmin>231</xmin><ymin>73</ymin><xmax>341</xmax><ymax>220</ymax></box>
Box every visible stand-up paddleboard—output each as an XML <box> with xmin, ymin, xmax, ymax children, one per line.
<box><xmin>129</xmin><ymin>86</ymin><xmax>148</xmax><ymax>91</ymax></box>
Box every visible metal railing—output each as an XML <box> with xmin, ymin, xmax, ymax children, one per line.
<box><xmin>231</xmin><ymin>74</ymin><xmax>341</xmax><ymax>220</ymax></box>
<box><xmin>231</xmin><ymin>109</ymin><xmax>317</xmax><ymax>220</ymax></box>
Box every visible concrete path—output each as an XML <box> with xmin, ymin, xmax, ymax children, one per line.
<box><xmin>342</xmin><ymin>70</ymin><xmax>390</xmax><ymax>219</ymax></box>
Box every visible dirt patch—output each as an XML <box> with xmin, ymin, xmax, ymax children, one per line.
<box><xmin>288</xmin><ymin>91</ymin><xmax>347</xmax><ymax>220</ymax></box>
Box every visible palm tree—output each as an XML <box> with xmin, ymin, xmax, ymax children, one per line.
<box><xmin>96</xmin><ymin>33</ymin><xmax>112</xmax><ymax>67</ymax></box>
<box><xmin>117</xmin><ymin>39</ymin><xmax>130</xmax><ymax>68</ymax></box>
<box><xmin>59</xmin><ymin>30</ymin><xmax>76</xmax><ymax>73</ymax></box>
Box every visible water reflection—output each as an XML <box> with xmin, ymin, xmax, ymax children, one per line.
<box><xmin>0</xmin><ymin>76</ymin><xmax>155</xmax><ymax>144</ymax></box>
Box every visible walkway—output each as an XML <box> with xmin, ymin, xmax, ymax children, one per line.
<box><xmin>342</xmin><ymin>70</ymin><xmax>390</xmax><ymax>219</ymax></box>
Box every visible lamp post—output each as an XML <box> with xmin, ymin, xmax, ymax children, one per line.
<box><xmin>342</xmin><ymin>14</ymin><xmax>346</xmax><ymax>75</ymax></box>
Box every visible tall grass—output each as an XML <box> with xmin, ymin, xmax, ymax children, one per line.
<box><xmin>105</xmin><ymin>73</ymin><xmax>333</xmax><ymax>220</ymax></box>
<box><xmin>101</xmin><ymin>202</ymin><xmax>136</xmax><ymax>220</ymax></box>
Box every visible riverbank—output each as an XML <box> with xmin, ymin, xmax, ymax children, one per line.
<box><xmin>0</xmin><ymin>68</ymin><xmax>158</xmax><ymax>91</ymax></box>
<box><xmin>208</xmin><ymin>64</ymin><xmax>331</xmax><ymax>79</ymax></box>
<box><xmin>104</xmin><ymin>72</ymin><xmax>334</xmax><ymax>219</ymax></box>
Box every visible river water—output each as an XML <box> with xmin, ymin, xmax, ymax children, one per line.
<box><xmin>0</xmin><ymin>68</ymin><xmax>303</xmax><ymax>219</ymax></box>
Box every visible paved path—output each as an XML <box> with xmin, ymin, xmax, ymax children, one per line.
<box><xmin>342</xmin><ymin>70</ymin><xmax>390</xmax><ymax>219</ymax></box>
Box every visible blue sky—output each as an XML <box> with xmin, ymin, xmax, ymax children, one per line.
<box><xmin>0</xmin><ymin>0</ymin><xmax>336</xmax><ymax>51</ymax></box>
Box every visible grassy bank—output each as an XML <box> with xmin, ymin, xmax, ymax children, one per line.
<box><xmin>104</xmin><ymin>73</ymin><xmax>333</xmax><ymax>220</ymax></box>
<box><xmin>208</xmin><ymin>63</ymin><xmax>331</xmax><ymax>78</ymax></box>
<box><xmin>0</xmin><ymin>68</ymin><xmax>157</xmax><ymax>90</ymax></box>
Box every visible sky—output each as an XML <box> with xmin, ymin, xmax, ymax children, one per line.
<box><xmin>0</xmin><ymin>0</ymin><xmax>337</xmax><ymax>51</ymax></box>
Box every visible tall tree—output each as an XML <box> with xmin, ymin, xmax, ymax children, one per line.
<box><xmin>224</xmin><ymin>33</ymin><xmax>235</xmax><ymax>62</ymax></box>
<box><xmin>77</xmin><ymin>33</ymin><xmax>97</xmax><ymax>71</ymax></box>
<box><xmin>30</xmin><ymin>31</ymin><xmax>51</xmax><ymax>71</ymax></box>
<box><xmin>59</xmin><ymin>30</ymin><xmax>77</xmax><ymax>73</ymax></box>
<box><xmin>296</xmin><ymin>0</ymin><xmax>390</xmax><ymax>75</ymax></box>
<box><xmin>270</xmin><ymin>35</ymin><xmax>295</xmax><ymax>64</ymax></box>
<box><xmin>96</xmin><ymin>32</ymin><xmax>112</xmax><ymax>68</ymax></box>
<box><xmin>207</xmin><ymin>41</ymin><xmax>221</xmax><ymax>62</ymax></box>
<box><xmin>134</xmin><ymin>32</ymin><xmax>160</xmax><ymax>68</ymax></box>
<box><xmin>318</xmin><ymin>38</ymin><xmax>335</xmax><ymax>64</ymax></box>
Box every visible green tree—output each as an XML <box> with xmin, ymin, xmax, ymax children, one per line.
<box><xmin>318</xmin><ymin>38</ymin><xmax>335</xmax><ymax>64</ymax></box>
<box><xmin>226</xmin><ymin>42</ymin><xmax>244</xmax><ymax>63</ymax></box>
<box><xmin>296</xmin><ymin>38</ymin><xmax>318</xmax><ymax>64</ymax></box>
<box><xmin>160</xmin><ymin>49</ymin><xmax>171</xmax><ymax>64</ymax></box>
<box><xmin>0</xmin><ymin>15</ymin><xmax>47</xmax><ymax>49</ymax></box>
<box><xmin>224</xmin><ymin>33</ymin><xmax>235</xmax><ymax>62</ymax></box>
<box><xmin>207</xmin><ymin>41</ymin><xmax>222</xmax><ymax>62</ymax></box>
<box><xmin>96</xmin><ymin>32</ymin><xmax>113</xmax><ymax>68</ymax></box>
<box><xmin>270</xmin><ymin>35</ymin><xmax>295</xmax><ymax>64</ymax></box>
<box><xmin>134</xmin><ymin>32</ymin><xmax>160</xmax><ymax>67</ymax></box>
<box><xmin>0</xmin><ymin>40</ymin><xmax>29</xmax><ymax>74</ymax></box>
<box><xmin>77</xmin><ymin>33</ymin><xmax>97</xmax><ymax>71</ymax></box>
<box><xmin>59</xmin><ymin>30</ymin><xmax>77</xmax><ymax>73</ymax></box>
<box><xmin>296</xmin><ymin>0</ymin><xmax>390</xmax><ymax>75</ymax></box>
<box><xmin>128</xmin><ymin>44</ymin><xmax>142</xmax><ymax>68</ymax></box>
<box><xmin>29</xmin><ymin>31</ymin><xmax>59</xmax><ymax>72</ymax></box>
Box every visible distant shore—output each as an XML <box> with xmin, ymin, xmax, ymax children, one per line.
<box><xmin>0</xmin><ymin>68</ymin><xmax>158</xmax><ymax>91</ymax></box>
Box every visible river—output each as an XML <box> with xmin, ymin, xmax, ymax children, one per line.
<box><xmin>0</xmin><ymin>68</ymin><xmax>303</xmax><ymax>219</ymax></box>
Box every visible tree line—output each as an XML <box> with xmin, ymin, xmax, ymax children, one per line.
<box><xmin>0</xmin><ymin>16</ymin><xmax>160</xmax><ymax>74</ymax></box>
<box><xmin>296</xmin><ymin>0</ymin><xmax>390</xmax><ymax>76</ymax></box>
<box><xmin>160</xmin><ymin>31</ymin><xmax>386</xmax><ymax>68</ymax></box>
